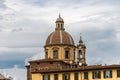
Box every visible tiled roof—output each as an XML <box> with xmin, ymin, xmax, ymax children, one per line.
<box><xmin>78</xmin><ymin>64</ymin><xmax>120</xmax><ymax>70</ymax></box>
<box><xmin>32</xmin><ymin>64</ymin><xmax>120</xmax><ymax>73</ymax></box>
<box><xmin>29</xmin><ymin>58</ymin><xmax>67</xmax><ymax>63</ymax></box>
<box><xmin>45</xmin><ymin>30</ymin><xmax>74</xmax><ymax>46</ymax></box>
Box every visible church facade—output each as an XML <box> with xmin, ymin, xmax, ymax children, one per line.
<box><xmin>26</xmin><ymin>15</ymin><xmax>120</xmax><ymax>80</ymax></box>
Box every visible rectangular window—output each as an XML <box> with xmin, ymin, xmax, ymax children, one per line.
<box><xmin>45</xmin><ymin>52</ymin><xmax>48</xmax><ymax>59</ymax></box>
<box><xmin>84</xmin><ymin>72</ymin><xmax>88</xmax><ymax>80</ymax></box>
<box><xmin>53</xmin><ymin>50</ymin><xmax>58</xmax><ymax>59</ymax></box>
<box><xmin>74</xmin><ymin>72</ymin><xmax>78</xmax><ymax>80</ymax></box>
<box><xmin>43</xmin><ymin>74</ymin><xmax>50</xmax><ymax>80</ymax></box>
<box><xmin>117</xmin><ymin>69</ymin><xmax>120</xmax><ymax>77</ymax></box>
<box><xmin>65</xmin><ymin>51</ymin><xmax>69</xmax><ymax>59</ymax></box>
<box><xmin>79</xmin><ymin>50</ymin><xmax>83</xmax><ymax>58</ymax></box>
<box><xmin>92</xmin><ymin>71</ymin><xmax>101</xmax><ymax>79</ymax></box>
<box><xmin>63</xmin><ymin>73</ymin><xmax>70</xmax><ymax>80</ymax></box>
<box><xmin>54</xmin><ymin>74</ymin><xmax>58</xmax><ymax>80</ymax></box>
<box><xmin>104</xmin><ymin>70</ymin><xmax>112</xmax><ymax>78</ymax></box>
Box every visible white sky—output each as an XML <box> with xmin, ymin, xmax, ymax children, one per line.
<box><xmin>0</xmin><ymin>0</ymin><xmax>120</xmax><ymax>80</ymax></box>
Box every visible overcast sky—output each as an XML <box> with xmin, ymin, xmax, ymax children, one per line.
<box><xmin>0</xmin><ymin>0</ymin><xmax>120</xmax><ymax>79</ymax></box>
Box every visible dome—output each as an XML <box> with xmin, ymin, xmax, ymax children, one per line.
<box><xmin>45</xmin><ymin>30</ymin><xmax>74</xmax><ymax>46</ymax></box>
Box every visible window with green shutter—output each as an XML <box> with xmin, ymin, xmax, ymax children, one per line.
<box><xmin>74</xmin><ymin>72</ymin><xmax>78</xmax><ymax>80</ymax></box>
<box><xmin>84</xmin><ymin>72</ymin><xmax>88</xmax><ymax>80</ymax></box>
<box><xmin>117</xmin><ymin>69</ymin><xmax>120</xmax><ymax>77</ymax></box>
<box><xmin>104</xmin><ymin>70</ymin><xmax>112</xmax><ymax>78</ymax></box>
<box><xmin>62</xmin><ymin>73</ymin><xmax>70</xmax><ymax>80</ymax></box>
<box><xmin>54</xmin><ymin>74</ymin><xmax>58</xmax><ymax>80</ymax></box>
<box><xmin>48</xmin><ymin>74</ymin><xmax>50</xmax><ymax>80</ymax></box>
<box><xmin>92</xmin><ymin>71</ymin><xmax>101</xmax><ymax>79</ymax></box>
<box><xmin>43</xmin><ymin>74</ymin><xmax>50</xmax><ymax>80</ymax></box>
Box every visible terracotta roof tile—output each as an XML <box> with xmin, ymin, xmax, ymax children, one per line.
<box><xmin>32</xmin><ymin>64</ymin><xmax>120</xmax><ymax>73</ymax></box>
<box><xmin>45</xmin><ymin>30</ymin><xmax>74</xmax><ymax>46</ymax></box>
<box><xmin>29</xmin><ymin>58</ymin><xmax>66</xmax><ymax>63</ymax></box>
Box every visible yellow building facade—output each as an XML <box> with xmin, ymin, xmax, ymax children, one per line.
<box><xmin>32</xmin><ymin>69</ymin><xmax>120</xmax><ymax>80</ymax></box>
<box><xmin>26</xmin><ymin>15</ymin><xmax>120</xmax><ymax>80</ymax></box>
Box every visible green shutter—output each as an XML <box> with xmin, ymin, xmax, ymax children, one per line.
<box><xmin>92</xmin><ymin>71</ymin><xmax>101</xmax><ymax>79</ymax></box>
<box><xmin>54</xmin><ymin>74</ymin><xmax>58</xmax><ymax>80</ymax></box>
<box><xmin>48</xmin><ymin>74</ymin><xmax>50</xmax><ymax>80</ymax></box>
<box><xmin>84</xmin><ymin>72</ymin><xmax>88</xmax><ymax>79</ymax></box>
<box><xmin>92</xmin><ymin>72</ymin><xmax>94</xmax><ymax>79</ymax></box>
<box><xmin>86</xmin><ymin>72</ymin><xmax>88</xmax><ymax>79</ymax></box>
<box><xmin>110</xmin><ymin>70</ymin><xmax>112</xmax><ymax>78</ymax></box>
<box><xmin>104</xmin><ymin>70</ymin><xmax>112</xmax><ymax>78</ymax></box>
<box><xmin>117</xmin><ymin>70</ymin><xmax>120</xmax><ymax>77</ymax></box>
<box><xmin>99</xmin><ymin>71</ymin><xmax>101</xmax><ymax>78</ymax></box>
<box><xmin>43</xmin><ymin>75</ymin><xmax>44</xmax><ymax>80</ymax></box>
<box><xmin>104</xmin><ymin>71</ymin><xmax>106</xmax><ymax>78</ymax></box>
<box><xmin>62</xmin><ymin>74</ymin><xmax>64</xmax><ymax>80</ymax></box>
<box><xmin>68</xmin><ymin>73</ymin><xmax>70</xmax><ymax>80</ymax></box>
<box><xmin>74</xmin><ymin>72</ymin><xmax>78</xmax><ymax>80</ymax></box>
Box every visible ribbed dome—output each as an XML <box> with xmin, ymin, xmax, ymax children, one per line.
<box><xmin>45</xmin><ymin>30</ymin><xmax>74</xmax><ymax>46</ymax></box>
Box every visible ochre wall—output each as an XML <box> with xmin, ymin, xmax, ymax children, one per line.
<box><xmin>84</xmin><ymin>69</ymin><xmax>120</xmax><ymax>80</ymax></box>
<box><xmin>32</xmin><ymin>74</ymin><xmax>42</xmax><ymax>80</ymax></box>
<box><xmin>31</xmin><ymin>69</ymin><xmax>120</xmax><ymax>80</ymax></box>
<box><xmin>45</xmin><ymin>45</ymin><xmax>75</xmax><ymax>63</ymax></box>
